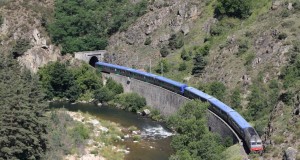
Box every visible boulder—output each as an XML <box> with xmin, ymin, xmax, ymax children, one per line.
<box><xmin>272</xmin><ymin>1</ymin><xmax>281</xmax><ymax>10</ymax></box>
<box><xmin>142</xmin><ymin>109</ymin><xmax>151</xmax><ymax>116</ymax></box>
<box><xmin>288</xmin><ymin>3</ymin><xmax>293</xmax><ymax>10</ymax></box>
<box><xmin>181</xmin><ymin>24</ymin><xmax>190</xmax><ymax>35</ymax></box>
<box><xmin>283</xmin><ymin>147</ymin><xmax>297</xmax><ymax>160</ymax></box>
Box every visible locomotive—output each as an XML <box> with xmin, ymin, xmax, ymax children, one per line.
<box><xmin>95</xmin><ymin>61</ymin><xmax>263</xmax><ymax>152</ymax></box>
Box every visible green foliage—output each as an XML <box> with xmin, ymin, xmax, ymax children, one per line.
<box><xmin>247</xmin><ymin>85</ymin><xmax>268</xmax><ymax>121</ymax></box>
<box><xmin>0</xmin><ymin>54</ymin><xmax>48</xmax><ymax>159</ymax></box>
<box><xmin>71</xmin><ymin>123</ymin><xmax>90</xmax><ymax>145</ymax></box>
<box><xmin>281</xmin><ymin>49</ymin><xmax>300</xmax><ymax>88</ymax></box>
<box><xmin>281</xmin><ymin>9</ymin><xmax>290</xmax><ymax>18</ymax></box>
<box><xmin>0</xmin><ymin>15</ymin><xmax>3</xmax><ymax>26</ymax></box>
<box><xmin>38</xmin><ymin>62</ymin><xmax>102</xmax><ymax>102</ymax></box>
<box><xmin>178</xmin><ymin>62</ymin><xmax>187</xmax><ymax>71</ymax></box>
<box><xmin>48</xmin><ymin>0</ymin><xmax>148</xmax><ymax>54</ymax></box>
<box><xmin>244</xmin><ymin>53</ymin><xmax>255</xmax><ymax>66</ymax></box>
<box><xmin>192</xmin><ymin>53</ymin><xmax>207</xmax><ymax>76</ymax></box>
<box><xmin>208</xmin><ymin>81</ymin><xmax>226</xmax><ymax>101</ymax></box>
<box><xmin>11</xmin><ymin>39</ymin><xmax>31</xmax><ymax>58</ymax></box>
<box><xmin>236</xmin><ymin>39</ymin><xmax>249</xmax><ymax>56</ymax></box>
<box><xmin>280</xmin><ymin>91</ymin><xmax>293</xmax><ymax>105</ymax></box>
<box><xmin>106</xmin><ymin>78</ymin><xmax>124</xmax><ymax>96</ymax></box>
<box><xmin>230</xmin><ymin>88</ymin><xmax>241</xmax><ymax>109</ymax></box>
<box><xmin>167</xmin><ymin>100</ymin><xmax>224</xmax><ymax>159</ymax></box>
<box><xmin>215</xmin><ymin>0</ymin><xmax>252</xmax><ymax>19</ymax></box>
<box><xmin>160</xmin><ymin>45</ymin><xmax>170</xmax><ymax>57</ymax></box>
<box><xmin>155</xmin><ymin>59</ymin><xmax>170</xmax><ymax>74</ymax></box>
<box><xmin>180</xmin><ymin>48</ymin><xmax>192</xmax><ymax>61</ymax></box>
<box><xmin>277</xmin><ymin>33</ymin><xmax>288</xmax><ymax>40</ymax></box>
<box><xmin>94</xmin><ymin>87</ymin><xmax>113</xmax><ymax>102</ymax></box>
<box><xmin>144</xmin><ymin>37</ymin><xmax>152</xmax><ymax>45</ymax></box>
<box><xmin>293</xmin><ymin>1</ymin><xmax>300</xmax><ymax>11</ymax></box>
<box><xmin>210</xmin><ymin>18</ymin><xmax>239</xmax><ymax>36</ymax></box>
<box><xmin>114</xmin><ymin>93</ymin><xmax>146</xmax><ymax>112</ymax></box>
<box><xmin>169</xmin><ymin>32</ymin><xmax>184</xmax><ymax>50</ymax></box>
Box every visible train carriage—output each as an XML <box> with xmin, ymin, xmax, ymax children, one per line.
<box><xmin>184</xmin><ymin>87</ymin><xmax>212</xmax><ymax>101</ymax></box>
<box><xmin>155</xmin><ymin>76</ymin><xmax>187</xmax><ymax>94</ymax></box>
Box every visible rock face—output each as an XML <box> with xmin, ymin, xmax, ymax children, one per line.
<box><xmin>283</xmin><ymin>147</ymin><xmax>298</xmax><ymax>160</ymax></box>
<box><xmin>0</xmin><ymin>1</ymin><xmax>61</xmax><ymax>72</ymax></box>
<box><xmin>106</xmin><ymin>0</ymin><xmax>204</xmax><ymax>68</ymax></box>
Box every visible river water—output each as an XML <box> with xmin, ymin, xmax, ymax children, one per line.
<box><xmin>50</xmin><ymin>102</ymin><xmax>174</xmax><ymax>160</ymax></box>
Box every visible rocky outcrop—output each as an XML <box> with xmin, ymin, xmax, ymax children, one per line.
<box><xmin>283</xmin><ymin>147</ymin><xmax>298</xmax><ymax>160</ymax></box>
<box><xmin>106</xmin><ymin>0</ymin><xmax>203</xmax><ymax>68</ymax></box>
<box><xmin>0</xmin><ymin>1</ymin><xmax>61</xmax><ymax>72</ymax></box>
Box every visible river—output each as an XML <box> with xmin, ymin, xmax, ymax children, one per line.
<box><xmin>50</xmin><ymin>101</ymin><xmax>174</xmax><ymax>160</ymax></box>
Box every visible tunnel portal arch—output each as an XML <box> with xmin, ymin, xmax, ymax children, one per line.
<box><xmin>89</xmin><ymin>56</ymin><xmax>99</xmax><ymax>67</ymax></box>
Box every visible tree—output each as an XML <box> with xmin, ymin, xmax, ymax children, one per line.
<box><xmin>230</xmin><ymin>88</ymin><xmax>241</xmax><ymax>109</ymax></box>
<box><xmin>192</xmin><ymin>53</ymin><xmax>206</xmax><ymax>76</ymax></box>
<box><xmin>155</xmin><ymin>59</ymin><xmax>170</xmax><ymax>74</ymax></box>
<box><xmin>114</xmin><ymin>93</ymin><xmax>146</xmax><ymax>112</ymax></box>
<box><xmin>169</xmin><ymin>33</ymin><xmax>184</xmax><ymax>50</ymax></box>
<box><xmin>215</xmin><ymin>0</ymin><xmax>252</xmax><ymax>19</ymax></box>
<box><xmin>94</xmin><ymin>87</ymin><xmax>113</xmax><ymax>102</ymax></box>
<box><xmin>208</xmin><ymin>81</ymin><xmax>226</xmax><ymax>101</ymax></box>
<box><xmin>106</xmin><ymin>78</ymin><xmax>123</xmax><ymax>96</ymax></box>
<box><xmin>0</xmin><ymin>54</ymin><xmax>48</xmax><ymax>159</ymax></box>
<box><xmin>167</xmin><ymin>100</ymin><xmax>224</xmax><ymax>159</ymax></box>
<box><xmin>160</xmin><ymin>45</ymin><xmax>170</xmax><ymax>57</ymax></box>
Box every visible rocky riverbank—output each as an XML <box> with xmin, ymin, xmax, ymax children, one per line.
<box><xmin>59</xmin><ymin>110</ymin><xmax>143</xmax><ymax>160</ymax></box>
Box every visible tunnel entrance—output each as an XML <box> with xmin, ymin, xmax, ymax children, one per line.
<box><xmin>89</xmin><ymin>56</ymin><xmax>99</xmax><ymax>67</ymax></box>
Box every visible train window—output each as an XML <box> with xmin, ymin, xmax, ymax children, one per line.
<box><xmin>257</xmin><ymin>142</ymin><xmax>262</xmax><ymax>145</ymax></box>
<box><xmin>251</xmin><ymin>142</ymin><xmax>256</xmax><ymax>145</ymax></box>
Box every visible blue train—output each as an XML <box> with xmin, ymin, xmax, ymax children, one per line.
<box><xmin>95</xmin><ymin>61</ymin><xmax>263</xmax><ymax>152</ymax></box>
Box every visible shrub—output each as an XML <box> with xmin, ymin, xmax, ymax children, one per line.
<box><xmin>230</xmin><ymin>88</ymin><xmax>241</xmax><ymax>109</ymax></box>
<box><xmin>114</xmin><ymin>93</ymin><xmax>146</xmax><ymax>112</ymax></box>
<box><xmin>144</xmin><ymin>37</ymin><xmax>152</xmax><ymax>45</ymax></box>
<box><xmin>160</xmin><ymin>45</ymin><xmax>170</xmax><ymax>57</ymax></box>
<box><xmin>106</xmin><ymin>78</ymin><xmax>124</xmax><ymax>96</ymax></box>
<box><xmin>192</xmin><ymin>53</ymin><xmax>206</xmax><ymax>76</ymax></box>
<box><xmin>277</xmin><ymin>33</ymin><xmax>288</xmax><ymax>40</ymax></box>
<box><xmin>155</xmin><ymin>59</ymin><xmax>170</xmax><ymax>74</ymax></box>
<box><xmin>281</xmin><ymin>9</ymin><xmax>290</xmax><ymax>18</ymax></box>
<box><xmin>181</xmin><ymin>48</ymin><xmax>191</xmax><ymax>61</ymax></box>
<box><xmin>71</xmin><ymin>123</ymin><xmax>90</xmax><ymax>145</ymax></box>
<box><xmin>94</xmin><ymin>87</ymin><xmax>113</xmax><ymax>102</ymax></box>
<box><xmin>214</xmin><ymin>0</ymin><xmax>252</xmax><ymax>19</ymax></box>
<box><xmin>208</xmin><ymin>81</ymin><xmax>226</xmax><ymax>101</ymax></box>
<box><xmin>280</xmin><ymin>91</ymin><xmax>293</xmax><ymax>105</ymax></box>
<box><xmin>12</xmin><ymin>39</ymin><xmax>31</xmax><ymax>58</ymax></box>
<box><xmin>244</xmin><ymin>53</ymin><xmax>255</xmax><ymax>66</ymax></box>
<box><xmin>178</xmin><ymin>62</ymin><xmax>187</xmax><ymax>71</ymax></box>
<box><xmin>236</xmin><ymin>39</ymin><xmax>249</xmax><ymax>56</ymax></box>
<box><xmin>169</xmin><ymin>32</ymin><xmax>184</xmax><ymax>50</ymax></box>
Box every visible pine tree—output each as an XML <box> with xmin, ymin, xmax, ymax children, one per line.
<box><xmin>192</xmin><ymin>53</ymin><xmax>206</xmax><ymax>76</ymax></box>
<box><xmin>0</xmin><ymin>54</ymin><xmax>48</xmax><ymax>159</ymax></box>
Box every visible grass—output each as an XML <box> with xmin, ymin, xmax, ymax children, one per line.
<box><xmin>221</xmin><ymin>144</ymin><xmax>244</xmax><ymax>160</ymax></box>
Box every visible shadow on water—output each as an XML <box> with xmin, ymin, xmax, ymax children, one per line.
<box><xmin>50</xmin><ymin>101</ymin><xmax>174</xmax><ymax>160</ymax></box>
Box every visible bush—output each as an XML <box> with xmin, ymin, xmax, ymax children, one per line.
<box><xmin>169</xmin><ymin>32</ymin><xmax>184</xmax><ymax>50</ymax></box>
<box><xmin>106</xmin><ymin>78</ymin><xmax>124</xmax><ymax>96</ymax></box>
<box><xmin>12</xmin><ymin>39</ymin><xmax>31</xmax><ymax>58</ymax></box>
<box><xmin>144</xmin><ymin>37</ymin><xmax>152</xmax><ymax>45</ymax></box>
<box><xmin>114</xmin><ymin>93</ymin><xmax>146</xmax><ymax>112</ymax></box>
<box><xmin>236</xmin><ymin>39</ymin><xmax>249</xmax><ymax>56</ymax></box>
<box><xmin>71</xmin><ymin>123</ymin><xmax>90</xmax><ymax>145</ymax></box>
<box><xmin>192</xmin><ymin>53</ymin><xmax>206</xmax><ymax>76</ymax></box>
<box><xmin>230</xmin><ymin>88</ymin><xmax>241</xmax><ymax>109</ymax></box>
<box><xmin>155</xmin><ymin>59</ymin><xmax>170</xmax><ymax>74</ymax></box>
<box><xmin>281</xmin><ymin>9</ymin><xmax>290</xmax><ymax>18</ymax></box>
<box><xmin>180</xmin><ymin>48</ymin><xmax>191</xmax><ymax>61</ymax></box>
<box><xmin>208</xmin><ymin>81</ymin><xmax>226</xmax><ymax>101</ymax></box>
<box><xmin>215</xmin><ymin>0</ymin><xmax>252</xmax><ymax>19</ymax></box>
<box><xmin>244</xmin><ymin>53</ymin><xmax>255</xmax><ymax>66</ymax></box>
<box><xmin>160</xmin><ymin>45</ymin><xmax>170</xmax><ymax>57</ymax></box>
<box><xmin>277</xmin><ymin>33</ymin><xmax>288</xmax><ymax>40</ymax></box>
<box><xmin>178</xmin><ymin>62</ymin><xmax>187</xmax><ymax>71</ymax></box>
<box><xmin>94</xmin><ymin>87</ymin><xmax>113</xmax><ymax>102</ymax></box>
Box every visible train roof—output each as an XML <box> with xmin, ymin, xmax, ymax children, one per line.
<box><xmin>228</xmin><ymin>111</ymin><xmax>251</xmax><ymax>129</ymax></box>
<box><xmin>207</xmin><ymin>97</ymin><xmax>234</xmax><ymax>113</ymax></box>
<box><xmin>126</xmin><ymin>68</ymin><xmax>158</xmax><ymax>78</ymax></box>
<box><xmin>96</xmin><ymin>62</ymin><xmax>129</xmax><ymax>70</ymax></box>
<box><xmin>155</xmin><ymin>76</ymin><xmax>188</xmax><ymax>88</ymax></box>
<box><xmin>185</xmin><ymin>87</ymin><xmax>212</xmax><ymax>100</ymax></box>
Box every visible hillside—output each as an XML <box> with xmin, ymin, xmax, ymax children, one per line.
<box><xmin>105</xmin><ymin>0</ymin><xmax>300</xmax><ymax>159</ymax></box>
<box><xmin>0</xmin><ymin>0</ymin><xmax>299</xmax><ymax>159</ymax></box>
